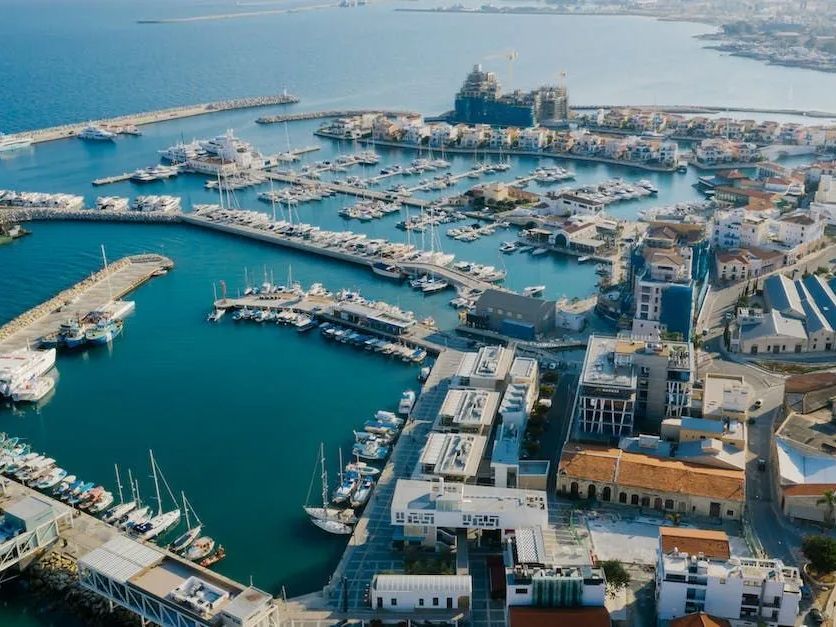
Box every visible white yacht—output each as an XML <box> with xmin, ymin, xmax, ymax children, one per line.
<box><xmin>78</xmin><ymin>125</ymin><xmax>116</xmax><ymax>141</ymax></box>
<box><xmin>0</xmin><ymin>132</ymin><xmax>33</xmax><ymax>152</ymax></box>
<box><xmin>10</xmin><ymin>376</ymin><xmax>55</xmax><ymax>403</ymax></box>
<box><xmin>398</xmin><ymin>390</ymin><xmax>416</xmax><ymax>416</ymax></box>
<box><xmin>0</xmin><ymin>349</ymin><xmax>56</xmax><ymax>397</ymax></box>
<box><xmin>159</xmin><ymin>140</ymin><xmax>204</xmax><ymax>164</ymax></box>
<box><xmin>95</xmin><ymin>196</ymin><xmax>129</xmax><ymax>212</ymax></box>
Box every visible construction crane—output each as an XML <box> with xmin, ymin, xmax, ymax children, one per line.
<box><xmin>483</xmin><ymin>49</ymin><xmax>518</xmax><ymax>89</ymax></box>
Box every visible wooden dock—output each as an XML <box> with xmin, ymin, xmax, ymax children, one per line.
<box><xmin>0</xmin><ymin>254</ymin><xmax>174</xmax><ymax>352</ymax></box>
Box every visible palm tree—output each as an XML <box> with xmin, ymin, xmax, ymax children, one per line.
<box><xmin>817</xmin><ymin>490</ymin><xmax>836</xmax><ymax>527</ymax></box>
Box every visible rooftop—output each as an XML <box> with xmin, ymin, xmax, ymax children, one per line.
<box><xmin>701</xmin><ymin>372</ymin><xmax>749</xmax><ymax>416</ymax></box>
<box><xmin>419</xmin><ymin>432</ymin><xmax>487</xmax><ymax>479</ymax></box>
<box><xmin>436</xmin><ymin>388</ymin><xmax>500</xmax><ymax>431</ymax></box>
<box><xmin>738</xmin><ymin>309</ymin><xmax>807</xmax><ymax>342</ymax></box>
<box><xmin>372</xmin><ymin>574</ymin><xmax>472</xmax><ymax>595</ymax></box>
<box><xmin>560</xmin><ymin>445</ymin><xmax>744</xmax><ymax>501</ymax></box>
<box><xmin>508</xmin><ymin>607</ymin><xmax>611</xmax><ymax>627</ymax></box>
<box><xmin>391</xmin><ymin>479</ymin><xmax>547</xmax><ymax>516</ymax></box>
<box><xmin>659</xmin><ymin>527</ymin><xmax>730</xmax><ymax>560</ymax></box>
<box><xmin>580</xmin><ymin>336</ymin><xmax>636</xmax><ymax>390</ymax></box>
<box><xmin>509</xmin><ymin>356</ymin><xmax>538</xmax><ymax>382</ymax></box>
<box><xmin>455</xmin><ymin>344</ymin><xmax>514</xmax><ymax>382</ymax></box>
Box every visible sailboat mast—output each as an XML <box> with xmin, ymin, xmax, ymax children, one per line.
<box><xmin>114</xmin><ymin>464</ymin><xmax>124</xmax><ymax>504</ymax></box>
<box><xmin>339</xmin><ymin>448</ymin><xmax>344</xmax><ymax>484</ymax></box>
<box><xmin>320</xmin><ymin>443</ymin><xmax>328</xmax><ymax>509</ymax></box>
<box><xmin>181</xmin><ymin>491</ymin><xmax>191</xmax><ymax>529</ymax></box>
<box><xmin>150</xmin><ymin>450</ymin><xmax>163</xmax><ymax>516</ymax></box>
<box><xmin>101</xmin><ymin>245</ymin><xmax>113</xmax><ymax>302</ymax></box>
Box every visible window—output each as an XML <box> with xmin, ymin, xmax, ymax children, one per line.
<box><xmin>515</xmin><ymin>588</ymin><xmax>527</xmax><ymax>594</ymax></box>
<box><xmin>419</xmin><ymin>598</ymin><xmax>424</xmax><ymax>607</ymax></box>
<box><xmin>433</xmin><ymin>597</ymin><xmax>439</xmax><ymax>607</ymax></box>
<box><xmin>664</xmin><ymin>499</ymin><xmax>674</xmax><ymax>510</ymax></box>
<box><xmin>727</xmin><ymin>509</ymin><xmax>734</xmax><ymax>517</ymax></box>
<box><xmin>391</xmin><ymin>598</ymin><xmax>397</xmax><ymax>607</ymax></box>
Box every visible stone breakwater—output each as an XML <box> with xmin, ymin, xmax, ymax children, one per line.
<box><xmin>0</xmin><ymin>206</ymin><xmax>183</xmax><ymax>224</ymax></box>
<box><xmin>6</xmin><ymin>93</ymin><xmax>300</xmax><ymax>144</ymax></box>
<box><xmin>23</xmin><ymin>551</ymin><xmax>140</xmax><ymax>626</ymax></box>
<box><xmin>0</xmin><ymin>254</ymin><xmax>172</xmax><ymax>344</ymax></box>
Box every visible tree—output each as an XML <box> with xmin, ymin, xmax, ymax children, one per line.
<box><xmin>818</xmin><ymin>490</ymin><xmax>836</xmax><ymax>527</ymax></box>
<box><xmin>600</xmin><ymin>559</ymin><xmax>631</xmax><ymax>596</ymax></box>
<box><xmin>802</xmin><ymin>535</ymin><xmax>836</xmax><ymax>573</ymax></box>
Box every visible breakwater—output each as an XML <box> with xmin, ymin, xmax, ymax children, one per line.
<box><xmin>0</xmin><ymin>206</ymin><xmax>182</xmax><ymax>224</ymax></box>
<box><xmin>256</xmin><ymin>109</ymin><xmax>419</xmax><ymax>125</ymax></box>
<box><xmin>6</xmin><ymin>93</ymin><xmax>299</xmax><ymax>145</ymax></box>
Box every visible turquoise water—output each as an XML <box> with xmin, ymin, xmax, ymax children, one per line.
<box><xmin>1</xmin><ymin>1</ymin><xmax>835</xmax><ymax>624</ymax></box>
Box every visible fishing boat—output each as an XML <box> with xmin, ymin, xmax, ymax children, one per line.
<box><xmin>36</xmin><ymin>467</ymin><xmax>67</xmax><ymax>490</ymax></box>
<box><xmin>421</xmin><ymin>278</ymin><xmax>449</xmax><ymax>293</ymax></box>
<box><xmin>345</xmin><ymin>461</ymin><xmax>379</xmax><ymax>478</ymax></box>
<box><xmin>363</xmin><ymin>421</ymin><xmax>398</xmax><ymax>436</ymax></box>
<box><xmin>198</xmin><ymin>545</ymin><xmax>226</xmax><ymax>567</ymax></box>
<box><xmin>10</xmin><ymin>376</ymin><xmax>55</xmax><ymax>403</ymax></box>
<box><xmin>185</xmin><ymin>536</ymin><xmax>216</xmax><ymax>561</ymax></box>
<box><xmin>89</xmin><ymin>491</ymin><xmax>115</xmax><ymax>514</ymax></box>
<box><xmin>84</xmin><ymin>318</ymin><xmax>123</xmax><ymax>346</ymax></box>
<box><xmin>398</xmin><ymin>390</ymin><xmax>416</xmax><ymax>416</ymax></box>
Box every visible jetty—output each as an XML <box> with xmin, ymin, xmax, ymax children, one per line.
<box><xmin>264</xmin><ymin>171</ymin><xmax>433</xmax><ymax>208</ymax></box>
<box><xmin>256</xmin><ymin>109</ymin><xmax>419</xmax><ymax>125</ymax></box>
<box><xmin>4</xmin><ymin>92</ymin><xmax>300</xmax><ymax>146</ymax></box>
<box><xmin>0</xmin><ymin>254</ymin><xmax>173</xmax><ymax>352</ymax></box>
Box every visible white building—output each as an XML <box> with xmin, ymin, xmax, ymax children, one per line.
<box><xmin>656</xmin><ymin>527</ymin><xmax>801</xmax><ymax>626</ymax></box>
<box><xmin>434</xmin><ymin>387</ymin><xmax>500</xmax><ymax>435</ymax></box>
<box><xmin>774</xmin><ymin>211</ymin><xmax>825</xmax><ymax>249</ymax></box>
<box><xmin>391</xmin><ymin>478</ymin><xmax>547</xmax><ymax>545</ymax></box>
<box><xmin>455</xmin><ymin>345</ymin><xmax>514</xmax><ymax>390</ymax></box>
<box><xmin>370</xmin><ymin>574</ymin><xmax>472</xmax><ymax>612</ymax></box>
<box><xmin>712</xmin><ymin>208</ymin><xmax>769</xmax><ymax>249</ymax></box>
<box><xmin>417</xmin><ymin>432</ymin><xmax>487</xmax><ymax>482</ymax></box>
<box><xmin>429</xmin><ymin>123</ymin><xmax>458</xmax><ymax>148</ymax></box>
<box><xmin>518</xmin><ymin>128</ymin><xmax>547</xmax><ymax>151</ymax></box>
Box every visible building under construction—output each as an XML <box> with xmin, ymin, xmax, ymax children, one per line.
<box><xmin>452</xmin><ymin>65</ymin><xmax>569</xmax><ymax>127</ymax></box>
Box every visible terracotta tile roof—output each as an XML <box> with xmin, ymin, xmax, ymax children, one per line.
<box><xmin>659</xmin><ymin>528</ymin><xmax>731</xmax><ymax>559</ymax></box>
<box><xmin>716</xmin><ymin>250</ymin><xmax>750</xmax><ymax>264</ymax></box>
<box><xmin>786</xmin><ymin>372</ymin><xmax>836</xmax><ymax>394</ymax></box>
<box><xmin>508</xmin><ymin>606</ymin><xmax>611</xmax><ymax>627</ymax></box>
<box><xmin>559</xmin><ymin>445</ymin><xmax>744</xmax><ymax>502</ymax></box>
<box><xmin>782</xmin><ymin>483</ymin><xmax>836</xmax><ymax>497</ymax></box>
<box><xmin>669</xmin><ymin>613</ymin><xmax>731</xmax><ymax>627</ymax></box>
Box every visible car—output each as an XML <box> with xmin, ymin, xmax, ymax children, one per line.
<box><xmin>753</xmin><ymin>399</ymin><xmax>763</xmax><ymax>409</ymax></box>
<box><xmin>808</xmin><ymin>607</ymin><xmax>824</xmax><ymax>624</ymax></box>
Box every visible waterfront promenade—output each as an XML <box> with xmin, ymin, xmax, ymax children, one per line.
<box><xmin>6</xmin><ymin>92</ymin><xmax>299</xmax><ymax>145</ymax></box>
<box><xmin>0</xmin><ymin>254</ymin><xmax>173</xmax><ymax>352</ymax></box>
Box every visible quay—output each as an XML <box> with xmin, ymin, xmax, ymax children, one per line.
<box><xmin>5</xmin><ymin>92</ymin><xmax>299</xmax><ymax>146</ymax></box>
<box><xmin>256</xmin><ymin>109</ymin><xmax>419</xmax><ymax>125</ymax></box>
<box><xmin>92</xmin><ymin>172</ymin><xmax>133</xmax><ymax>186</ymax></box>
<box><xmin>0</xmin><ymin>254</ymin><xmax>173</xmax><ymax>352</ymax></box>
<box><xmin>181</xmin><ymin>211</ymin><xmax>493</xmax><ymax>293</ymax></box>
<box><xmin>0</xmin><ymin>478</ymin><xmax>281</xmax><ymax>627</ymax></box>
<box><xmin>264</xmin><ymin>171</ymin><xmax>434</xmax><ymax>209</ymax></box>
<box><xmin>314</xmin><ymin>132</ymin><xmax>677</xmax><ymax>173</ymax></box>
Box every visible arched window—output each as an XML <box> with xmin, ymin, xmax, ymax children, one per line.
<box><xmin>602</xmin><ymin>487</ymin><xmax>612</xmax><ymax>502</ymax></box>
<box><xmin>619</xmin><ymin>492</ymin><xmax>627</xmax><ymax>504</ymax></box>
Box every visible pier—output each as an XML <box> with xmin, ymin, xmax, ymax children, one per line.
<box><xmin>264</xmin><ymin>171</ymin><xmax>433</xmax><ymax>209</ymax></box>
<box><xmin>91</xmin><ymin>172</ymin><xmax>133</xmax><ymax>186</ymax></box>
<box><xmin>0</xmin><ymin>254</ymin><xmax>174</xmax><ymax>352</ymax></box>
<box><xmin>5</xmin><ymin>92</ymin><xmax>300</xmax><ymax>146</ymax></box>
<box><xmin>256</xmin><ymin>109</ymin><xmax>419</xmax><ymax>125</ymax></box>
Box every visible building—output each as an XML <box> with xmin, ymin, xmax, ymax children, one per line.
<box><xmin>78</xmin><ymin>536</ymin><xmax>278</xmax><ymax>627</ymax></box>
<box><xmin>558</xmin><ymin>444</ymin><xmax>744</xmax><ymax>519</ymax></box>
<box><xmin>504</xmin><ymin>527</ymin><xmax>606</xmax><ymax>609</ymax></box>
<box><xmin>507</xmin><ymin>606</ymin><xmax>611</xmax><ymax>627</ymax></box>
<box><xmin>774</xmin><ymin>211</ymin><xmax>825</xmax><ymax>251</ymax></box>
<box><xmin>733</xmin><ymin>309</ymin><xmax>807</xmax><ymax>355</ymax></box>
<box><xmin>773</xmin><ymin>373</ymin><xmax>836</xmax><ymax>522</ymax></box>
<box><xmin>332</xmin><ymin>300</ymin><xmax>416</xmax><ymax>335</ymax></box>
<box><xmin>712</xmin><ymin>209</ymin><xmax>769</xmax><ymax>249</ymax></box>
<box><xmin>656</xmin><ymin>528</ymin><xmax>800</xmax><ymax>626</ymax></box>
<box><xmin>390</xmin><ymin>478</ymin><xmax>547</xmax><ymax>546</ymax></box>
<box><xmin>696</xmin><ymin>373</ymin><xmax>750</xmax><ymax>422</ymax></box>
<box><xmin>418</xmin><ymin>432</ymin><xmax>487</xmax><ymax>483</ymax></box>
<box><xmin>714</xmin><ymin>247</ymin><xmax>784</xmax><ymax>283</ymax></box>
<box><xmin>434</xmin><ymin>387</ymin><xmax>501</xmax><ymax>435</ymax></box>
<box><xmin>619</xmin><ymin>433</ymin><xmax>745</xmax><ymax>471</ymax></box>
<box><xmin>2</xmin><ymin>495</ymin><xmax>58</xmax><ymax>542</ymax></box>
<box><xmin>370</xmin><ymin>574</ymin><xmax>472</xmax><ymax>612</ymax></box>
<box><xmin>454</xmin><ymin>345</ymin><xmax>514</xmax><ymax>390</ymax></box>
<box><xmin>574</xmin><ymin>335</ymin><xmax>693</xmax><ymax>439</ymax></box>
<box><xmin>467</xmin><ymin>290</ymin><xmax>557</xmax><ymax>340</ymax></box>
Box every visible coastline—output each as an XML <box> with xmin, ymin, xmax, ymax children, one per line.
<box><xmin>314</xmin><ymin>131</ymin><xmax>677</xmax><ymax>172</ymax></box>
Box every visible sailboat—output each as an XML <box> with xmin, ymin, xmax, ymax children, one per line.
<box><xmin>303</xmin><ymin>444</ymin><xmax>358</xmax><ymax>529</ymax></box>
<box><xmin>331</xmin><ymin>449</ymin><xmax>358</xmax><ymax>505</ymax></box>
<box><xmin>169</xmin><ymin>492</ymin><xmax>203</xmax><ymax>554</ymax></box>
<box><xmin>131</xmin><ymin>450</ymin><xmax>181</xmax><ymax>541</ymax></box>
<box><xmin>103</xmin><ymin>465</ymin><xmax>137</xmax><ymax>524</ymax></box>
<box><xmin>120</xmin><ymin>477</ymin><xmax>150</xmax><ymax>530</ymax></box>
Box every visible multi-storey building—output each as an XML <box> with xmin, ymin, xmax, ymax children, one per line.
<box><xmin>656</xmin><ymin>528</ymin><xmax>801</xmax><ymax>626</ymax></box>
<box><xmin>574</xmin><ymin>335</ymin><xmax>694</xmax><ymax>439</ymax></box>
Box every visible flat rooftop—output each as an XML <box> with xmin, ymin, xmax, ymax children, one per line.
<box><xmin>392</xmin><ymin>479</ymin><xmax>547</xmax><ymax>516</ymax></box>
<box><xmin>419</xmin><ymin>432</ymin><xmax>487</xmax><ymax>479</ymax></box>
<box><xmin>701</xmin><ymin>372</ymin><xmax>750</xmax><ymax>416</ymax></box>
<box><xmin>436</xmin><ymin>387</ymin><xmax>500</xmax><ymax>431</ymax></box>
<box><xmin>509</xmin><ymin>356</ymin><xmax>538</xmax><ymax>382</ymax></box>
<box><xmin>777</xmin><ymin>407</ymin><xmax>836</xmax><ymax>455</ymax></box>
<box><xmin>455</xmin><ymin>345</ymin><xmax>513</xmax><ymax>382</ymax></box>
<box><xmin>499</xmin><ymin>383</ymin><xmax>531</xmax><ymax>416</ymax></box>
<box><xmin>492</xmin><ymin>421</ymin><xmax>524</xmax><ymax>466</ymax></box>
<box><xmin>581</xmin><ymin>336</ymin><xmax>636</xmax><ymax>389</ymax></box>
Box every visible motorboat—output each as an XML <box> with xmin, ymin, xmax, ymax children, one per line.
<box><xmin>398</xmin><ymin>390</ymin><xmax>416</xmax><ymax>416</ymax></box>
<box><xmin>311</xmin><ymin>518</ymin><xmax>352</xmax><ymax>535</ymax></box>
<box><xmin>522</xmin><ymin>285</ymin><xmax>546</xmax><ymax>298</ymax></box>
<box><xmin>185</xmin><ymin>536</ymin><xmax>216</xmax><ymax>561</ymax></box>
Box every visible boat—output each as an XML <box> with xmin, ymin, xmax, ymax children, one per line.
<box><xmin>0</xmin><ymin>132</ymin><xmax>33</xmax><ymax>152</ymax></box>
<box><xmin>52</xmin><ymin>475</ymin><xmax>76</xmax><ymax>496</ymax></box>
<box><xmin>88</xmin><ymin>491</ymin><xmax>115</xmax><ymax>514</ymax></box>
<box><xmin>331</xmin><ymin>450</ymin><xmax>357</xmax><ymax>505</ymax></box>
<box><xmin>78</xmin><ymin>124</ymin><xmax>116</xmax><ymax>141</ymax></box>
<box><xmin>349</xmin><ymin>478</ymin><xmax>374</xmax><ymax>508</ymax></box>
<box><xmin>398</xmin><ymin>390</ymin><xmax>416</xmax><ymax>416</ymax></box>
<box><xmin>421</xmin><ymin>278</ymin><xmax>449</xmax><ymax>293</ymax></box>
<box><xmin>522</xmin><ymin>285</ymin><xmax>546</xmax><ymax>298</ymax></box>
<box><xmin>132</xmin><ymin>451</ymin><xmax>181</xmax><ymax>541</ymax></box>
<box><xmin>0</xmin><ymin>348</ymin><xmax>56</xmax><ymax>397</ymax></box>
<box><xmin>10</xmin><ymin>376</ymin><xmax>54</xmax><ymax>402</ymax></box>
<box><xmin>84</xmin><ymin>319</ymin><xmax>123</xmax><ymax>346</ymax></box>
<box><xmin>578</xmin><ymin>256</ymin><xmax>591</xmax><ymax>263</ymax></box>
<box><xmin>198</xmin><ymin>545</ymin><xmax>225</xmax><ymax>567</ymax></box>
<box><xmin>159</xmin><ymin>140</ymin><xmax>204</xmax><ymax>164</ymax></box>
<box><xmin>499</xmin><ymin>241</ymin><xmax>517</xmax><ymax>254</ymax></box>
<box><xmin>531</xmin><ymin>247</ymin><xmax>549</xmax><ymax>256</ymax></box>
<box><xmin>102</xmin><ymin>466</ymin><xmax>137</xmax><ymax>523</ymax></box>
<box><xmin>345</xmin><ymin>461</ymin><xmax>380</xmax><ymax>478</ymax></box>
<box><xmin>311</xmin><ymin>518</ymin><xmax>352</xmax><ymax>535</ymax></box>
<box><xmin>206</xmin><ymin>308</ymin><xmax>226</xmax><ymax>323</ymax></box>
<box><xmin>305</xmin><ymin>507</ymin><xmax>358</xmax><ymax>525</ymax></box>
<box><xmin>371</xmin><ymin>261</ymin><xmax>404</xmax><ymax>280</ymax></box>
<box><xmin>36</xmin><ymin>467</ymin><xmax>68</xmax><ymax>490</ymax></box>
<box><xmin>169</xmin><ymin>493</ymin><xmax>203</xmax><ymax>554</ymax></box>
<box><xmin>352</xmin><ymin>438</ymin><xmax>389</xmax><ymax>461</ymax></box>
<box><xmin>304</xmin><ymin>444</ymin><xmax>358</xmax><ymax>531</ymax></box>
<box><xmin>185</xmin><ymin>536</ymin><xmax>216</xmax><ymax>561</ymax></box>
<box><xmin>120</xmin><ymin>506</ymin><xmax>150</xmax><ymax>530</ymax></box>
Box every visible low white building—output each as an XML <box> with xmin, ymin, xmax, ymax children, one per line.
<box><xmin>429</xmin><ymin>123</ymin><xmax>458</xmax><ymax>148</ymax></box>
<box><xmin>391</xmin><ymin>478</ymin><xmax>548</xmax><ymax>545</ymax></box>
<box><xmin>455</xmin><ymin>345</ymin><xmax>514</xmax><ymax>390</ymax></box>
<box><xmin>434</xmin><ymin>387</ymin><xmax>500</xmax><ymax>435</ymax></box>
<box><xmin>417</xmin><ymin>432</ymin><xmax>487</xmax><ymax>482</ymax></box>
<box><xmin>656</xmin><ymin>527</ymin><xmax>801</xmax><ymax>626</ymax></box>
<box><xmin>774</xmin><ymin>211</ymin><xmax>825</xmax><ymax>249</ymax></box>
<box><xmin>712</xmin><ymin>208</ymin><xmax>769</xmax><ymax>249</ymax></box>
<box><xmin>518</xmin><ymin>128</ymin><xmax>548</xmax><ymax>151</ymax></box>
<box><xmin>370</xmin><ymin>574</ymin><xmax>472</xmax><ymax>612</ymax></box>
